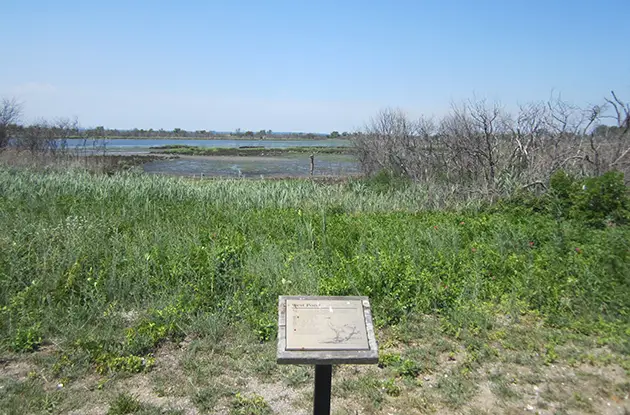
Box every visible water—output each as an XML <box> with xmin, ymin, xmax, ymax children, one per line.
<box><xmin>63</xmin><ymin>138</ymin><xmax>351</xmax><ymax>151</ymax></box>
<box><xmin>59</xmin><ymin>138</ymin><xmax>358</xmax><ymax>177</ymax></box>
<box><xmin>143</xmin><ymin>154</ymin><xmax>359</xmax><ymax>178</ymax></box>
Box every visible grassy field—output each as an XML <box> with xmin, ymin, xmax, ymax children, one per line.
<box><xmin>0</xmin><ymin>167</ymin><xmax>629</xmax><ymax>414</ymax></box>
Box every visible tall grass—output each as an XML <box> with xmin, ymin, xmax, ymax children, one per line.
<box><xmin>0</xmin><ymin>167</ymin><xmax>628</xmax><ymax>374</ymax></box>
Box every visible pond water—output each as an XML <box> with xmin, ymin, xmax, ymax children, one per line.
<box><xmin>63</xmin><ymin>138</ymin><xmax>351</xmax><ymax>151</ymax></box>
<box><xmin>143</xmin><ymin>154</ymin><xmax>360</xmax><ymax>178</ymax></box>
<box><xmin>57</xmin><ymin>138</ymin><xmax>358</xmax><ymax>177</ymax></box>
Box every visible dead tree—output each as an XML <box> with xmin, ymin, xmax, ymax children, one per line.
<box><xmin>354</xmin><ymin>91</ymin><xmax>630</xmax><ymax>192</ymax></box>
<box><xmin>0</xmin><ymin>98</ymin><xmax>23</xmax><ymax>150</ymax></box>
<box><xmin>604</xmin><ymin>91</ymin><xmax>630</xmax><ymax>172</ymax></box>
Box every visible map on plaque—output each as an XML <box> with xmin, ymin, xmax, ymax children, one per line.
<box><xmin>286</xmin><ymin>299</ymin><xmax>369</xmax><ymax>350</ymax></box>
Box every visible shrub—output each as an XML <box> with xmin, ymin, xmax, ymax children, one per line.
<box><xmin>362</xmin><ymin>169</ymin><xmax>412</xmax><ymax>194</ymax></box>
<box><xmin>230</xmin><ymin>393</ymin><xmax>272</xmax><ymax>415</ymax></box>
<box><xmin>11</xmin><ymin>325</ymin><xmax>42</xmax><ymax>353</ymax></box>
<box><xmin>569</xmin><ymin>171</ymin><xmax>629</xmax><ymax>227</ymax></box>
<box><xmin>509</xmin><ymin>170</ymin><xmax>630</xmax><ymax>227</ymax></box>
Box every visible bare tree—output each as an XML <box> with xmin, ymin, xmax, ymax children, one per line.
<box><xmin>603</xmin><ymin>91</ymin><xmax>630</xmax><ymax>171</ymax></box>
<box><xmin>436</xmin><ymin>99</ymin><xmax>512</xmax><ymax>193</ymax></box>
<box><xmin>352</xmin><ymin>108</ymin><xmax>428</xmax><ymax>178</ymax></box>
<box><xmin>17</xmin><ymin>117</ymin><xmax>79</xmax><ymax>154</ymax></box>
<box><xmin>0</xmin><ymin>98</ymin><xmax>23</xmax><ymax>150</ymax></box>
<box><xmin>353</xmin><ymin>90</ymin><xmax>630</xmax><ymax>194</ymax></box>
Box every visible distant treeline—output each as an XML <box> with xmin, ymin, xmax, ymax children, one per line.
<box><xmin>0</xmin><ymin>99</ymin><xmax>353</xmax><ymax>145</ymax></box>
<box><xmin>7</xmin><ymin>125</ymin><xmax>351</xmax><ymax>140</ymax></box>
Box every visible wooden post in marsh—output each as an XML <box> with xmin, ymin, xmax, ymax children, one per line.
<box><xmin>310</xmin><ymin>154</ymin><xmax>315</xmax><ymax>177</ymax></box>
<box><xmin>277</xmin><ymin>296</ymin><xmax>379</xmax><ymax>415</ymax></box>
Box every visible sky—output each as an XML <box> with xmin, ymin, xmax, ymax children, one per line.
<box><xmin>1</xmin><ymin>0</ymin><xmax>629</xmax><ymax>133</ymax></box>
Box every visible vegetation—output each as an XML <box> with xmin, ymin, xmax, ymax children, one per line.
<box><xmin>353</xmin><ymin>91</ymin><xmax>630</xmax><ymax>197</ymax></box>
<box><xmin>6</xmin><ymin>123</ymin><xmax>336</xmax><ymax>141</ymax></box>
<box><xmin>0</xmin><ymin>150</ymin><xmax>165</xmax><ymax>175</ymax></box>
<box><xmin>0</xmin><ymin>95</ymin><xmax>346</xmax><ymax>144</ymax></box>
<box><xmin>149</xmin><ymin>144</ymin><xmax>353</xmax><ymax>157</ymax></box>
<box><xmin>1</xmin><ymin>90</ymin><xmax>629</xmax><ymax>413</ymax></box>
<box><xmin>0</xmin><ymin>167</ymin><xmax>629</xmax><ymax>413</ymax></box>
<box><xmin>0</xmin><ymin>97</ymin><xmax>23</xmax><ymax>149</ymax></box>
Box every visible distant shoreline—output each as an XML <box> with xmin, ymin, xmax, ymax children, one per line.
<box><xmin>64</xmin><ymin>135</ymin><xmax>345</xmax><ymax>141</ymax></box>
<box><xmin>149</xmin><ymin>144</ymin><xmax>354</xmax><ymax>157</ymax></box>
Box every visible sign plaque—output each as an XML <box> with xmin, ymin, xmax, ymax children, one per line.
<box><xmin>277</xmin><ymin>296</ymin><xmax>378</xmax><ymax>364</ymax></box>
<box><xmin>286</xmin><ymin>299</ymin><xmax>369</xmax><ymax>350</ymax></box>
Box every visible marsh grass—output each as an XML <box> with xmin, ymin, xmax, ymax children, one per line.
<box><xmin>149</xmin><ymin>145</ymin><xmax>353</xmax><ymax>157</ymax></box>
<box><xmin>1</xmin><ymin>167</ymin><xmax>629</xmax><ymax>413</ymax></box>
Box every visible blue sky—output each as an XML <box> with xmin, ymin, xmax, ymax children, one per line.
<box><xmin>2</xmin><ymin>0</ymin><xmax>629</xmax><ymax>132</ymax></box>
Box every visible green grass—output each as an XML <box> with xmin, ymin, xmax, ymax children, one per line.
<box><xmin>107</xmin><ymin>392</ymin><xmax>184</xmax><ymax>415</ymax></box>
<box><xmin>0</xmin><ymin>378</ymin><xmax>66</xmax><ymax>415</ymax></box>
<box><xmin>0</xmin><ymin>166</ymin><xmax>629</xmax><ymax>413</ymax></box>
<box><xmin>229</xmin><ymin>393</ymin><xmax>273</xmax><ymax>415</ymax></box>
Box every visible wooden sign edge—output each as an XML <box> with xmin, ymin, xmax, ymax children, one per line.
<box><xmin>276</xmin><ymin>295</ymin><xmax>379</xmax><ymax>365</ymax></box>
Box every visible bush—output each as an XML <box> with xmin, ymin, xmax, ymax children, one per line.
<box><xmin>569</xmin><ymin>171</ymin><xmax>629</xmax><ymax>227</ymax></box>
<box><xmin>548</xmin><ymin>170</ymin><xmax>630</xmax><ymax>227</ymax></box>
<box><xmin>361</xmin><ymin>169</ymin><xmax>412</xmax><ymax>194</ymax></box>
<box><xmin>502</xmin><ymin>170</ymin><xmax>630</xmax><ymax>228</ymax></box>
<box><xmin>230</xmin><ymin>393</ymin><xmax>272</xmax><ymax>415</ymax></box>
<box><xmin>11</xmin><ymin>325</ymin><xmax>42</xmax><ymax>353</ymax></box>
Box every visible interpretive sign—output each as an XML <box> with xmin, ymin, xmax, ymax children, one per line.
<box><xmin>286</xmin><ymin>298</ymin><xmax>369</xmax><ymax>350</ymax></box>
<box><xmin>277</xmin><ymin>296</ymin><xmax>378</xmax><ymax>364</ymax></box>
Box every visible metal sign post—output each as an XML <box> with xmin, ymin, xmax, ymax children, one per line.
<box><xmin>277</xmin><ymin>296</ymin><xmax>379</xmax><ymax>415</ymax></box>
<box><xmin>313</xmin><ymin>365</ymin><xmax>332</xmax><ymax>415</ymax></box>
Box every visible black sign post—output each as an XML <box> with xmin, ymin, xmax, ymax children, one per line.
<box><xmin>313</xmin><ymin>364</ymin><xmax>332</xmax><ymax>415</ymax></box>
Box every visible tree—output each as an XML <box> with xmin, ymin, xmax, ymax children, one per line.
<box><xmin>0</xmin><ymin>98</ymin><xmax>23</xmax><ymax>149</ymax></box>
<box><xmin>329</xmin><ymin>131</ymin><xmax>340</xmax><ymax>138</ymax></box>
<box><xmin>354</xmin><ymin>91</ymin><xmax>630</xmax><ymax>193</ymax></box>
<box><xmin>16</xmin><ymin>117</ymin><xmax>79</xmax><ymax>154</ymax></box>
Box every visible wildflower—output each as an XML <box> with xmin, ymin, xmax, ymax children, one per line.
<box><xmin>529</xmin><ymin>241</ymin><xmax>535</xmax><ymax>247</ymax></box>
<box><xmin>471</xmin><ymin>247</ymin><xmax>477</xmax><ymax>253</ymax></box>
<box><xmin>433</xmin><ymin>225</ymin><xmax>438</xmax><ymax>230</ymax></box>
<box><xmin>575</xmin><ymin>247</ymin><xmax>582</xmax><ymax>254</ymax></box>
<box><xmin>459</xmin><ymin>221</ymin><xmax>465</xmax><ymax>225</ymax></box>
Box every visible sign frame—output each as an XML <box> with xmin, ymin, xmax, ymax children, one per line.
<box><xmin>277</xmin><ymin>295</ymin><xmax>379</xmax><ymax>365</ymax></box>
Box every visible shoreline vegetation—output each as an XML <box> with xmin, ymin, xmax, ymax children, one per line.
<box><xmin>0</xmin><ymin>149</ymin><xmax>170</xmax><ymax>174</ymax></box>
<box><xmin>47</xmin><ymin>135</ymin><xmax>349</xmax><ymax>141</ymax></box>
<box><xmin>149</xmin><ymin>144</ymin><xmax>354</xmax><ymax>157</ymax></box>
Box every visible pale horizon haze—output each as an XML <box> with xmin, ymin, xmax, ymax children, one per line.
<box><xmin>2</xmin><ymin>0</ymin><xmax>629</xmax><ymax>133</ymax></box>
